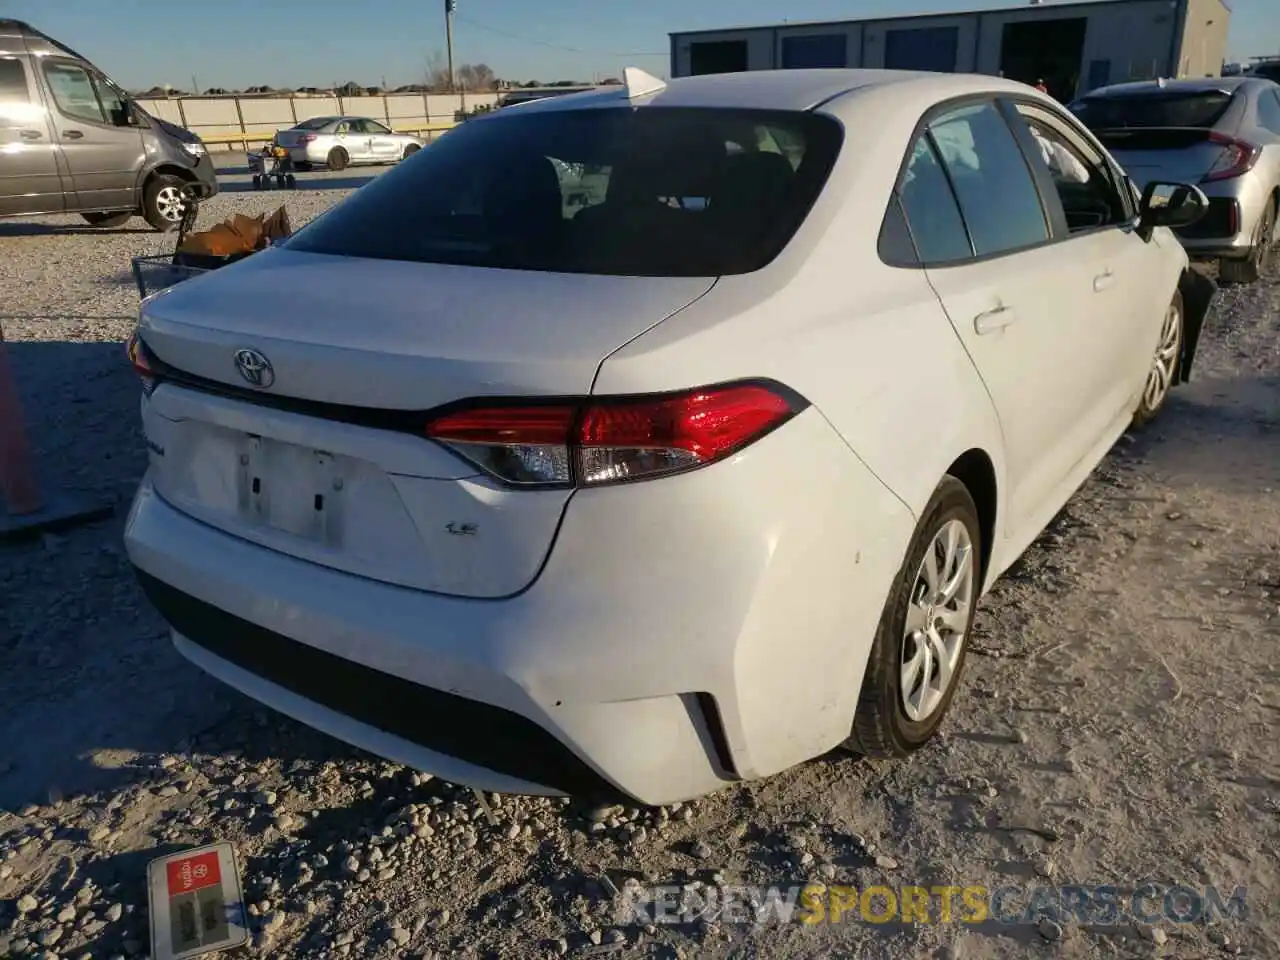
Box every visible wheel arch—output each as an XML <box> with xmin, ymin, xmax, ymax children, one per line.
<box><xmin>137</xmin><ymin>163</ymin><xmax>199</xmax><ymax>201</ymax></box>
<box><xmin>945</xmin><ymin>448</ymin><xmax>997</xmax><ymax>588</ymax></box>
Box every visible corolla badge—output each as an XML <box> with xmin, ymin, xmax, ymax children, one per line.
<box><xmin>234</xmin><ymin>348</ymin><xmax>274</xmax><ymax>388</ymax></box>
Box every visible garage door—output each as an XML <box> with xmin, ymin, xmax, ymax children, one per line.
<box><xmin>884</xmin><ymin>26</ymin><xmax>959</xmax><ymax>72</ymax></box>
<box><xmin>781</xmin><ymin>34</ymin><xmax>848</xmax><ymax>69</ymax></box>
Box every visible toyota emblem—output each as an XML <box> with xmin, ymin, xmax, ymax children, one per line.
<box><xmin>234</xmin><ymin>348</ymin><xmax>274</xmax><ymax>388</ymax></box>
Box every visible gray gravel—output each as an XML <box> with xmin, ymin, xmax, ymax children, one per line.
<box><xmin>1</xmin><ymin>165</ymin><xmax>1278</xmax><ymax>960</ymax></box>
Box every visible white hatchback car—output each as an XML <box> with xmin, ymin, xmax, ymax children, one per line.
<box><xmin>124</xmin><ymin>68</ymin><xmax>1214</xmax><ymax>807</ymax></box>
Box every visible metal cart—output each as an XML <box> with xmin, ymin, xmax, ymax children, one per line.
<box><xmin>248</xmin><ymin>145</ymin><xmax>298</xmax><ymax>191</ymax></box>
<box><xmin>130</xmin><ymin>186</ymin><xmax>250</xmax><ymax>298</ymax></box>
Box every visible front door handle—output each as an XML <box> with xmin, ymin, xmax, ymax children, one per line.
<box><xmin>1093</xmin><ymin>270</ymin><xmax>1114</xmax><ymax>292</ymax></box>
<box><xmin>62</xmin><ymin>130</ymin><xmax>84</xmax><ymax>139</ymax></box>
<box><xmin>19</xmin><ymin>129</ymin><xmax>42</xmax><ymax>140</ymax></box>
<box><xmin>974</xmin><ymin>305</ymin><xmax>1017</xmax><ymax>335</ymax></box>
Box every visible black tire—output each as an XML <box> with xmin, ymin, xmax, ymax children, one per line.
<box><xmin>142</xmin><ymin>175</ymin><xmax>188</xmax><ymax>232</ymax></box>
<box><xmin>252</xmin><ymin>174</ymin><xmax>261</xmax><ymax>190</ymax></box>
<box><xmin>401</xmin><ymin>144</ymin><xmax>420</xmax><ymax>162</ymax></box>
<box><xmin>275</xmin><ymin>175</ymin><xmax>286</xmax><ymax>188</ymax></box>
<box><xmin>326</xmin><ymin>147</ymin><xmax>348</xmax><ymax>172</ymax></box>
<box><xmin>82</xmin><ymin>211</ymin><xmax>133</xmax><ymax>228</ymax></box>
<box><xmin>1218</xmin><ymin>201</ymin><xmax>1276</xmax><ymax>285</ymax></box>
<box><xmin>285</xmin><ymin>174</ymin><xmax>297</xmax><ymax>189</ymax></box>
<box><xmin>1132</xmin><ymin>289</ymin><xmax>1184</xmax><ymax>427</ymax></box>
<box><xmin>294</xmin><ymin>161</ymin><xmax>313</xmax><ymax>172</ymax></box>
<box><xmin>846</xmin><ymin>477</ymin><xmax>983</xmax><ymax>758</ymax></box>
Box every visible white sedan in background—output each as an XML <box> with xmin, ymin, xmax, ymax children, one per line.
<box><xmin>125</xmin><ymin>67</ymin><xmax>1214</xmax><ymax>807</ymax></box>
<box><xmin>273</xmin><ymin>115</ymin><xmax>425</xmax><ymax>171</ymax></box>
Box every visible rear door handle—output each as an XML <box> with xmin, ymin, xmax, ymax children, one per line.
<box><xmin>19</xmin><ymin>130</ymin><xmax>42</xmax><ymax>140</ymax></box>
<box><xmin>1093</xmin><ymin>270</ymin><xmax>1114</xmax><ymax>292</ymax></box>
<box><xmin>974</xmin><ymin>306</ymin><xmax>1017</xmax><ymax>335</ymax></box>
<box><xmin>62</xmin><ymin>130</ymin><xmax>83</xmax><ymax>140</ymax></box>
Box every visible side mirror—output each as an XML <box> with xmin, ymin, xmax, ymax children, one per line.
<box><xmin>1136</xmin><ymin>180</ymin><xmax>1209</xmax><ymax>242</ymax></box>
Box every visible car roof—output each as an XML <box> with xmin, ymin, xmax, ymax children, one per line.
<box><xmin>501</xmin><ymin>68</ymin><xmax>1037</xmax><ymax>115</ymax></box>
<box><xmin>1082</xmin><ymin>76</ymin><xmax>1253</xmax><ymax>99</ymax></box>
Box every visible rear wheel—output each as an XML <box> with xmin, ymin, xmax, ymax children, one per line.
<box><xmin>1132</xmin><ymin>290</ymin><xmax>1183</xmax><ymax>426</ymax></box>
<box><xmin>1218</xmin><ymin>200</ymin><xmax>1276</xmax><ymax>285</ymax></box>
<box><xmin>846</xmin><ymin>477</ymin><xmax>982</xmax><ymax>758</ymax></box>
<box><xmin>142</xmin><ymin>175</ymin><xmax>187</xmax><ymax>232</ymax></box>
<box><xmin>82</xmin><ymin>211</ymin><xmax>132</xmax><ymax>228</ymax></box>
<box><xmin>326</xmin><ymin>147</ymin><xmax>348</xmax><ymax>172</ymax></box>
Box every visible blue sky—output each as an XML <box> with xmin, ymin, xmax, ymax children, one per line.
<box><xmin>4</xmin><ymin>0</ymin><xmax>1276</xmax><ymax>89</ymax></box>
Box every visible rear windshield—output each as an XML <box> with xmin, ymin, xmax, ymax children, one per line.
<box><xmin>294</xmin><ymin>116</ymin><xmax>336</xmax><ymax>130</ymax></box>
<box><xmin>284</xmin><ymin>107</ymin><xmax>843</xmax><ymax>277</ymax></box>
<box><xmin>1069</xmin><ymin>91</ymin><xmax>1234</xmax><ymax>129</ymax></box>
<box><xmin>1252</xmin><ymin>63</ymin><xmax>1280</xmax><ymax>83</ymax></box>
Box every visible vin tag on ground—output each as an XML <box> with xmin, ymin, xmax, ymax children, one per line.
<box><xmin>147</xmin><ymin>842</ymin><xmax>249</xmax><ymax>959</ymax></box>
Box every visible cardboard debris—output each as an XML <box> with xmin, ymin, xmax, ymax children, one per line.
<box><xmin>178</xmin><ymin>206</ymin><xmax>292</xmax><ymax>257</ymax></box>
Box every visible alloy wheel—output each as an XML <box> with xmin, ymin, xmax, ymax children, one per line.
<box><xmin>155</xmin><ymin>186</ymin><xmax>185</xmax><ymax>222</ymax></box>
<box><xmin>900</xmin><ymin>518</ymin><xmax>975</xmax><ymax>722</ymax></box>
<box><xmin>1142</xmin><ymin>300</ymin><xmax>1182</xmax><ymax>412</ymax></box>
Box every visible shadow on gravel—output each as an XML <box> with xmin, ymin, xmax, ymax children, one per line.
<box><xmin>1118</xmin><ymin>375</ymin><xmax>1280</xmax><ymax>495</ymax></box>
<box><xmin>0</xmin><ymin>222</ymin><xmax>154</xmax><ymax>238</ymax></box>
<box><xmin>218</xmin><ymin>175</ymin><xmax>376</xmax><ymax>194</ymax></box>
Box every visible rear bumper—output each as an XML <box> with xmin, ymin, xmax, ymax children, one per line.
<box><xmin>124</xmin><ymin>408</ymin><xmax>914</xmax><ymax>805</ymax></box>
<box><xmin>1175</xmin><ymin>179</ymin><xmax>1271</xmax><ymax>259</ymax></box>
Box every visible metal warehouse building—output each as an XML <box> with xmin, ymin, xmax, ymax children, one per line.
<box><xmin>668</xmin><ymin>0</ymin><xmax>1231</xmax><ymax>102</ymax></box>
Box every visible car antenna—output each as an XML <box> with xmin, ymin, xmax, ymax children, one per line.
<box><xmin>622</xmin><ymin>66</ymin><xmax>667</xmax><ymax>100</ymax></box>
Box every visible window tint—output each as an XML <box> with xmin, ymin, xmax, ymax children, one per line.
<box><xmin>928</xmin><ymin>102</ymin><xmax>1049</xmax><ymax>256</ymax></box>
<box><xmin>365</xmin><ymin>119</ymin><xmax>392</xmax><ymax>135</ymax></box>
<box><xmin>0</xmin><ymin>57</ymin><xmax>32</xmax><ymax>129</ymax></box>
<box><xmin>347</xmin><ymin>118</ymin><xmax>372</xmax><ymax>134</ymax></box>
<box><xmin>44</xmin><ymin>61</ymin><xmax>106</xmax><ymax>123</ymax></box>
<box><xmin>1013</xmin><ymin>104</ymin><xmax>1128</xmax><ymax>232</ymax></box>
<box><xmin>1258</xmin><ymin>90</ymin><xmax>1280</xmax><ymax>135</ymax></box>
<box><xmin>897</xmin><ymin>136</ymin><xmax>972</xmax><ymax>263</ymax></box>
<box><xmin>1070</xmin><ymin>91</ymin><xmax>1233</xmax><ymax>129</ymax></box>
<box><xmin>295</xmin><ymin>116</ymin><xmax>335</xmax><ymax>131</ymax></box>
<box><xmin>286</xmin><ymin>108</ymin><xmax>843</xmax><ymax>277</ymax></box>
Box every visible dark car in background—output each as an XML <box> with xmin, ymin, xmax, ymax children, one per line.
<box><xmin>1070</xmin><ymin>76</ymin><xmax>1280</xmax><ymax>283</ymax></box>
<box><xmin>0</xmin><ymin>19</ymin><xmax>217</xmax><ymax>232</ymax></box>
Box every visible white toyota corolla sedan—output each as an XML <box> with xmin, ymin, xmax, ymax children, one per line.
<box><xmin>123</xmin><ymin>67</ymin><xmax>1215</xmax><ymax>807</ymax></box>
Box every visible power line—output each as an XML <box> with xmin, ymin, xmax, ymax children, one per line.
<box><xmin>454</xmin><ymin>14</ymin><xmax>667</xmax><ymax>59</ymax></box>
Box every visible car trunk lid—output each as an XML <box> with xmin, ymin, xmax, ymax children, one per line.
<box><xmin>1094</xmin><ymin>127</ymin><xmax>1235</xmax><ymax>187</ymax></box>
<box><xmin>136</xmin><ymin>248</ymin><xmax>715</xmax><ymax>597</ymax></box>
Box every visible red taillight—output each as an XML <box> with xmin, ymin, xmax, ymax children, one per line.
<box><xmin>126</xmin><ymin>332</ymin><xmax>157</xmax><ymax>394</ymax></box>
<box><xmin>1202</xmin><ymin>134</ymin><xmax>1259</xmax><ymax>183</ymax></box>
<box><xmin>425</xmin><ymin>382</ymin><xmax>804</xmax><ymax>487</ymax></box>
<box><xmin>298</xmin><ymin>133</ymin><xmax>317</xmax><ymax>143</ymax></box>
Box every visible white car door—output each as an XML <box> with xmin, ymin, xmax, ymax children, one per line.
<box><xmin>363</xmin><ymin>119</ymin><xmax>400</xmax><ymax>160</ymax></box>
<box><xmin>333</xmin><ymin>119</ymin><xmax>368</xmax><ymax>162</ymax></box>
<box><xmin>899</xmin><ymin>100</ymin><xmax>1110</xmax><ymax>537</ymax></box>
<box><xmin>1003</xmin><ymin>99</ymin><xmax>1169</xmax><ymax>429</ymax></box>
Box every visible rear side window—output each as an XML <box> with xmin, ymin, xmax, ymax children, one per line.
<box><xmin>286</xmin><ymin>108</ymin><xmax>843</xmax><ymax>277</ymax></box>
<box><xmin>927</xmin><ymin>102</ymin><xmax>1049</xmax><ymax>257</ymax></box>
<box><xmin>0</xmin><ymin>57</ymin><xmax>31</xmax><ymax>129</ymax></box>
<box><xmin>1070</xmin><ymin>91</ymin><xmax>1233</xmax><ymax>129</ymax></box>
<box><xmin>1258</xmin><ymin>90</ymin><xmax>1280</xmax><ymax>135</ymax></box>
<box><xmin>897</xmin><ymin>136</ymin><xmax>972</xmax><ymax>263</ymax></box>
<box><xmin>43</xmin><ymin>61</ymin><xmax>106</xmax><ymax>124</ymax></box>
<box><xmin>295</xmin><ymin>117</ymin><xmax>335</xmax><ymax>130</ymax></box>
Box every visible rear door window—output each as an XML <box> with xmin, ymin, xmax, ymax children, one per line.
<box><xmin>286</xmin><ymin>107</ymin><xmax>843</xmax><ymax>277</ymax></box>
<box><xmin>1069</xmin><ymin>91</ymin><xmax>1234</xmax><ymax>129</ymax></box>
<box><xmin>927</xmin><ymin>102</ymin><xmax>1050</xmax><ymax>257</ymax></box>
<box><xmin>0</xmin><ymin>57</ymin><xmax>32</xmax><ymax>129</ymax></box>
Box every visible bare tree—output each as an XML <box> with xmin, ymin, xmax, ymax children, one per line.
<box><xmin>424</xmin><ymin>50</ymin><xmax>452</xmax><ymax>93</ymax></box>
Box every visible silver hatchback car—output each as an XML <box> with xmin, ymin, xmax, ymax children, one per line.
<box><xmin>1070</xmin><ymin>77</ymin><xmax>1280</xmax><ymax>284</ymax></box>
<box><xmin>273</xmin><ymin>116</ymin><xmax>425</xmax><ymax>172</ymax></box>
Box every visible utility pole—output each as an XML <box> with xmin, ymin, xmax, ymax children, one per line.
<box><xmin>445</xmin><ymin>0</ymin><xmax>457</xmax><ymax>94</ymax></box>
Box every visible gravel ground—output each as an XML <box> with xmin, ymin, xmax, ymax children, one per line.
<box><xmin>0</xmin><ymin>163</ymin><xmax>1277</xmax><ymax>960</ymax></box>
